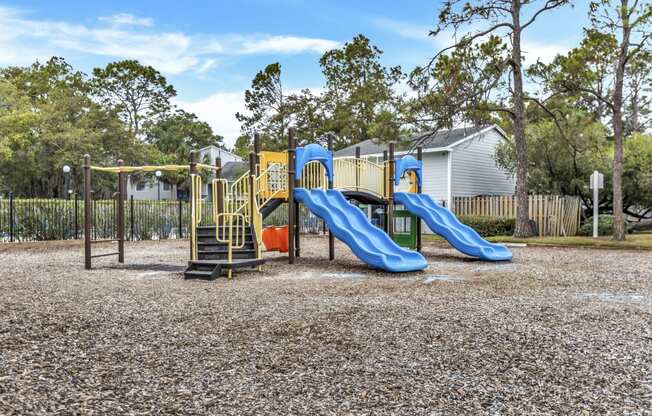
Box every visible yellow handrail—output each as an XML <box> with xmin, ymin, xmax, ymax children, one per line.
<box><xmin>256</xmin><ymin>162</ymin><xmax>288</xmax><ymax>206</ymax></box>
<box><xmin>211</xmin><ymin>178</ymin><xmax>246</xmax><ymax>279</ymax></box>
<box><xmin>333</xmin><ymin>157</ymin><xmax>385</xmax><ymax>197</ymax></box>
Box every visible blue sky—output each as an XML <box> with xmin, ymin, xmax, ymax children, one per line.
<box><xmin>0</xmin><ymin>1</ymin><xmax>591</xmax><ymax>147</ymax></box>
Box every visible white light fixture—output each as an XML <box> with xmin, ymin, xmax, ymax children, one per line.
<box><xmin>62</xmin><ymin>165</ymin><xmax>71</xmax><ymax>173</ymax></box>
<box><xmin>155</xmin><ymin>170</ymin><xmax>162</xmax><ymax>178</ymax></box>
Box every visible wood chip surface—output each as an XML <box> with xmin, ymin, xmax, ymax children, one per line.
<box><xmin>1</xmin><ymin>237</ymin><xmax>650</xmax><ymax>415</ymax></box>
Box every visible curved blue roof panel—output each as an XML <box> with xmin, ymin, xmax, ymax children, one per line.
<box><xmin>394</xmin><ymin>155</ymin><xmax>423</xmax><ymax>186</ymax></box>
<box><xmin>294</xmin><ymin>144</ymin><xmax>334</xmax><ymax>182</ymax></box>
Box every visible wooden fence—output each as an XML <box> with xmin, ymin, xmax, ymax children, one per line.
<box><xmin>453</xmin><ymin>195</ymin><xmax>582</xmax><ymax>237</ymax></box>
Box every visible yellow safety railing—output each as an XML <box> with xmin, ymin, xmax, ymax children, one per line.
<box><xmin>300</xmin><ymin>161</ymin><xmax>327</xmax><ymax>190</ymax></box>
<box><xmin>225</xmin><ymin>170</ymin><xmax>251</xmax><ymax>218</ymax></box>
<box><xmin>333</xmin><ymin>158</ymin><xmax>385</xmax><ymax>197</ymax></box>
<box><xmin>258</xmin><ymin>162</ymin><xmax>288</xmax><ymax>201</ymax></box>
<box><xmin>190</xmin><ymin>174</ymin><xmax>202</xmax><ymax>260</ymax></box>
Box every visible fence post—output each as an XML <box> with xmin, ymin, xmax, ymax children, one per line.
<box><xmin>74</xmin><ymin>193</ymin><xmax>79</xmax><ymax>239</ymax></box>
<box><xmin>9</xmin><ymin>191</ymin><xmax>14</xmax><ymax>242</ymax></box>
<box><xmin>130</xmin><ymin>195</ymin><xmax>135</xmax><ymax>241</ymax></box>
<box><xmin>177</xmin><ymin>198</ymin><xmax>182</xmax><ymax>239</ymax></box>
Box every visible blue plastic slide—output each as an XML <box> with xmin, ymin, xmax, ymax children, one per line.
<box><xmin>394</xmin><ymin>192</ymin><xmax>512</xmax><ymax>261</ymax></box>
<box><xmin>295</xmin><ymin>188</ymin><xmax>428</xmax><ymax>272</ymax></box>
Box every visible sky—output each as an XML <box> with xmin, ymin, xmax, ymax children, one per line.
<box><xmin>0</xmin><ymin>0</ymin><xmax>592</xmax><ymax>148</ymax></box>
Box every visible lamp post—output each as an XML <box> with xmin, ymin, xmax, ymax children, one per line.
<box><xmin>155</xmin><ymin>170</ymin><xmax>162</xmax><ymax>201</ymax></box>
<box><xmin>62</xmin><ymin>165</ymin><xmax>71</xmax><ymax>199</ymax></box>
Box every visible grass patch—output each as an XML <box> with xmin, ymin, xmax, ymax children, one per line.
<box><xmin>422</xmin><ymin>233</ymin><xmax>652</xmax><ymax>250</ymax></box>
<box><xmin>488</xmin><ymin>234</ymin><xmax>652</xmax><ymax>250</ymax></box>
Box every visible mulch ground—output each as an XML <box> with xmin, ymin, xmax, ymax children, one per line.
<box><xmin>0</xmin><ymin>237</ymin><xmax>650</xmax><ymax>415</ymax></box>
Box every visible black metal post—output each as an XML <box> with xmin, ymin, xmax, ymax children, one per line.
<box><xmin>74</xmin><ymin>193</ymin><xmax>79</xmax><ymax>239</ymax></box>
<box><xmin>178</xmin><ymin>198</ymin><xmax>182</xmax><ymax>239</ymax></box>
<box><xmin>83</xmin><ymin>155</ymin><xmax>92</xmax><ymax>269</ymax></box>
<box><xmin>131</xmin><ymin>195</ymin><xmax>135</xmax><ymax>241</ymax></box>
<box><xmin>117</xmin><ymin>160</ymin><xmax>125</xmax><ymax>263</ymax></box>
<box><xmin>9</xmin><ymin>191</ymin><xmax>14</xmax><ymax>242</ymax></box>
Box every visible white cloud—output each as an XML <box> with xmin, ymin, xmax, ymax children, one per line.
<box><xmin>373</xmin><ymin>17</ymin><xmax>434</xmax><ymax>42</ymax></box>
<box><xmin>239</xmin><ymin>35</ymin><xmax>338</xmax><ymax>55</ymax></box>
<box><xmin>98</xmin><ymin>13</ymin><xmax>153</xmax><ymax>27</ymax></box>
<box><xmin>0</xmin><ymin>6</ymin><xmax>339</xmax><ymax>75</ymax></box>
<box><xmin>521</xmin><ymin>40</ymin><xmax>569</xmax><ymax>66</ymax></box>
<box><xmin>196</xmin><ymin>59</ymin><xmax>217</xmax><ymax>74</ymax></box>
<box><xmin>176</xmin><ymin>92</ymin><xmax>246</xmax><ymax>148</ymax></box>
<box><xmin>177</xmin><ymin>87</ymin><xmax>324</xmax><ymax>148</ymax></box>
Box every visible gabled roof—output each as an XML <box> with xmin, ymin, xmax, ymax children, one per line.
<box><xmin>334</xmin><ymin>125</ymin><xmax>506</xmax><ymax>157</ymax></box>
<box><xmin>221</xmin><ymin>161</ymin><xmax>248</xmax><ymax>181</ymax></box>
<box><xmin>198</xmin><ymin>145</ymin><xmax>243</xmax><ymax>161</ymax></box>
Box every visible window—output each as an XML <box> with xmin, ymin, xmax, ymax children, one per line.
<box><xmin>136</xmin><ymin>181</ymin><xmax>145</xmax><ymax>191</ymax></box>
<box><xmin>163</xmin><ymin>182</ymin><xmax>171</xmax><ymax>191</ymax></box>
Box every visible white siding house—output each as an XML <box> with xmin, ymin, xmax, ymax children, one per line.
<box><xmin>127</xmin><ymin>146</ymin><xmax>243</xmax><ymax>200</ymax></box>
<box><xmin>334</xmin><ymin>125</ymin><xmax>515</xmax><ymax>208</ymax></box>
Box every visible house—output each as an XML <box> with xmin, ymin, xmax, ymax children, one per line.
<box><xmin>126</xmin><ymin>146</ymin><xmax>243</xmax><ymax>200</ymax></box>
<box><xmin>333</xmin><ymin>125</ymin><xmax>515</xmax><ymax>208</ymax></box>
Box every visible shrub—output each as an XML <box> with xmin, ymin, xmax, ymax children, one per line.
<box><xmin>458</xmin><ymin>215</ymin><xmax>515</xmax><ymax>237</ymax></box>
<box><xmin>578</xmin><ymin>214</ymin><xmax>628</xmax><ymax>236</ymax></box>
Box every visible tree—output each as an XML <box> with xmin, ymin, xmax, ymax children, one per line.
<box><xmin>232</xmin><ymin>134</ymin><xmax>252</xmax><ymax>158</ymax></box>
<box><xmin>320</xmin><ymin>34</ymin><xmax>404</xmax><ymax>148</ymax></box>
<box><xmin>0</xmin><ymin>58</ymin><xmax>146</xmax><ymax>197</ymax></box>
<box><xmin>236</xmin><ymin>63</ymin><xmax>290</xmax><ymax>150</ymax></box>
<box><xmin>530</xmin><ymin>0</ymin><xmax>651</xmax><ymax>240</ymax></box>
<box><xmin>496</xmin><ymin>108</ymin><xmax>611</xmax><ymax>212</ymax></box>
<box><xmin>147</xmin><ymin>109</ymin><xmax>224</xmax><ymax>157</ymax></box>
<box><xmin>410</xmin><ymin>0</ymin><xmax>571</xmax><ymax>237</ymax></box>
<box><xmin>91</xmin><ymin>60</ymin><xmax>176</xmax><ymax>137</ymax></box>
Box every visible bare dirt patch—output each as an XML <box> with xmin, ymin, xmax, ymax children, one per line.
<box><xmin>1</xmin><ymin>236</ymin><xmax>650</xmax><ymax>415</ymax></box>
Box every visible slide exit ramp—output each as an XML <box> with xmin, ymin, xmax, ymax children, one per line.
<box><xmin>295</xmin><ymin>188</ymin><xmax>428</xmax><ymax>272</ymax></box>
<box><xmin>394</xmin><ymin>192</ymin><xmax>512</xmax><ymax>261</ymax></box>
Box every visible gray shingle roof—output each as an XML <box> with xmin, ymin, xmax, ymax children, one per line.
<box><xmin>221</xmin><ymin>161</ymin><xmax>248</xmax><ymax>181</ymax></box>
<box><xmin>333</xmin><ymin>125</ymin><xmax>493</xmax><ymax>157</ymax></box>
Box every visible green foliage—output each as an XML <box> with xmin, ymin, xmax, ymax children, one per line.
<box><xmin>236</xmin><ymin>63</ymin><xmax>289</xmax><ymax>150</ymax></box>
<box><xmin>458</xmin><ymin>215</ymin><xmax>515</xmax><ymax>237</ymax></box>
<box><xmin>578</xmin><ymin>214</ymin><xmax>628</xmax><ymax>236</ymax></box>
<box><xmin>624</xmin><ymin>134</ymin><xmax>652</xmax><ymax>210</ymax></box>
<box><xmin>232</xmin><ymin>134</ymin><xmax>252</xmax><ymax>158</ymax></box>
<box><xmin>0</xmin><ymin>57</ymin><xmax>222</xmax><ymax>198</ymax></box>
<box><xmin>91</xmin><ymin>60</ymin><xmax>177</xmax><ymax>136</ymax></box>
<box><xmin>319</xmin><ymin>34</ymin><xmax>404</xmax><ymax>147</ymax></box>
<box><xmin>237</xmin><ymin>35</ymin><xmax>405</xmax><ymax>151</ymax></box>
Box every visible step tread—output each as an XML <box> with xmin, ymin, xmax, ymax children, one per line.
<box><xmin>190</xmin><ymin>259</ymin><xmax>265</xmax><ymax>268</ymax></box>
<box><xmin>198</xmin><ymin>247</ymin><xmax>256</xmax><ymax>252</ymax></box>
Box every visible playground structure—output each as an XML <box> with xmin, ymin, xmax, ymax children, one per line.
<box><xmin>82</xmin><ymin>129</ymin><xmax>511</xmax><ymax>278</ymax></box>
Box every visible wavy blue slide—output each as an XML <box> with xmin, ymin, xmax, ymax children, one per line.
<box><xmin>295</xmin><ymin>188</ymin><xmax>428</xmax><ymax>272</ymax></box>
<box><xmin>395</xmin><ymin>192</ymin><xmax>512</xmax><ymax>261</ymax></box>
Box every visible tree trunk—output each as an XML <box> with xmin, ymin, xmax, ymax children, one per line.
<box><xmin>511</xmin><ymin>0</ymin><xmax>533</xmax><ymax>238</ymax></box>
<box><xmin>612</xmin><ymin>0</ymin><xmax>630</xmax><ymax>241</ymax></box>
